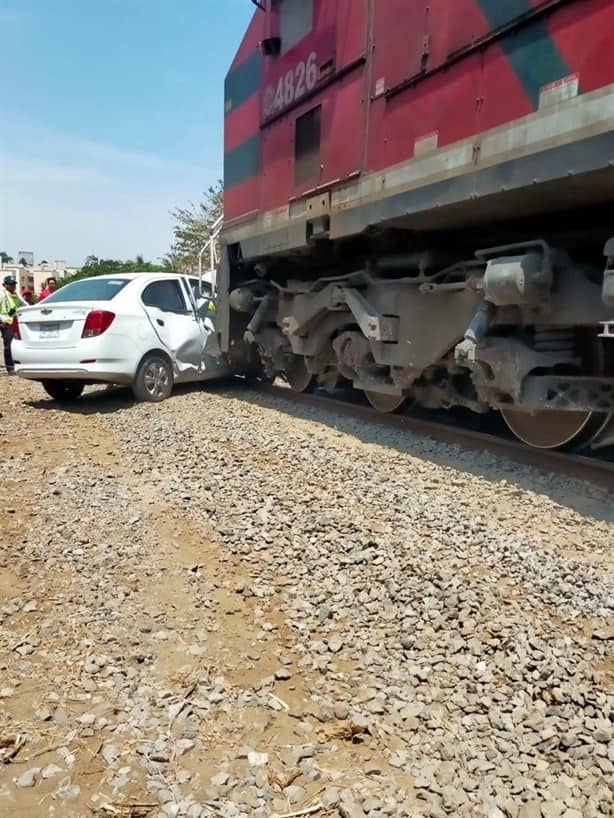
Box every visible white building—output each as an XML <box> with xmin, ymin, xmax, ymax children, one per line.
<box><xmin>0</xmin><ymin>254</ymin><xmax>78</xmax><ymax>297</ymax></box>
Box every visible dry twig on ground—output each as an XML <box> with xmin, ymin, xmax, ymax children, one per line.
<box><xmin>0</xmin><ymin>734</ymin><xmax>26</xmax><ymax>764</ymax></box>
<box><xmin>90</xmin><ymin>801</ymin><xmax>157</xmax><ymax>817</ymax></box>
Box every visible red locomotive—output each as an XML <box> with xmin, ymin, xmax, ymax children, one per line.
<box><xmin>217</xmin><ymin>0</ymin><xmax>614</xmax><ymax>449</ymax></box>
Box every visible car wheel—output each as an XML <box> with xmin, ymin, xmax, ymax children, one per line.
<box><xmin>42</xmin><ymin>380</ymin><xmax>85</xmax><ymax>402</ymax></box>
<box><xmin>133</xmin><ymin>354</ymin><xmax>174</xmax><ymax>402</ymax></box>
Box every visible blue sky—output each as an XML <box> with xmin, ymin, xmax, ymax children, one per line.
<box><xmin>0</xmin><ymin>0</ymin><xmax>254</xmax><ymax>265</ymax></box>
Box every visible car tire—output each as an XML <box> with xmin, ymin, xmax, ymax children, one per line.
<box><xmin>132</xmin><ymin>353</ymin><xmax>174</xmax><ymax>402</ymax></box>
<box><xmin>42</xmin><ymin>380</ymin><xmax>85</xmax><ymax>402</ymax></box>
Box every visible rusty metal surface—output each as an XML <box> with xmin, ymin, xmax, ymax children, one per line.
<box><xmin>259</xmin><ymin>384</ymin><xmax>614</xmax><ymax>493</ymax></box>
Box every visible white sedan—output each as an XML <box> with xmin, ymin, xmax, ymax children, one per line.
<box><xmin>13</xmin><ymin>272</ymin><xmax>232</xmax><ymax>401</ymax></box>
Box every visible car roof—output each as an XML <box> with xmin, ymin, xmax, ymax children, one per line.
<box><xmin>65</xmin><ymin>272</ymin><xmax>213</xmax><ymax>284</ymax></box>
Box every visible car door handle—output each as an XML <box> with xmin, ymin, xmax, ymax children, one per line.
<box><xmin>156</xmin><ymin>318</ymin><xmax>165</xmax><ymax>327</ymax></box>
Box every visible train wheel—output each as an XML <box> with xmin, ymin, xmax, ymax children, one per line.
<box><xmin>286</xmin><ymin>356</ymin><xmax>316</xmax><ymax>393</ymax></box>
<box><xmin>364</xmin><ymin>390</ymin><xmax>407</xmax><ymax>413</ymax></box>
<box><xmin>500</xmin><ymin>409</ymin><xmax>607</xmax><ymax>450</ymax></box>
<box><xmin>589</xmin><ymin>413</ymin><xmax>614</xmax><ymax>449</ymax></box>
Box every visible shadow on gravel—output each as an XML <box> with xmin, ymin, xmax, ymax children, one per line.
<box><xmin>24</xmin><ymin>379</ymin><xmax>612</xmax><ymax>523</ymax></box>
<box><xmin>226</xmin><ymin>383</ymin><xmax>614</xmax><ymax>525</ymax></box>
<box><xmin>24</xmin><ymin>379</ymin><xmax>236</xmax><ymax>416</ymax></box>
<box><xmin>27</xmin><ymin>386</ymin><xmax>134</xmax><ymax>415</ymax></box>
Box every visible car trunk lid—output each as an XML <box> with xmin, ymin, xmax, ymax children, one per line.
<box><xmin>17</xmin><ymin>302</ymin><xmax>107</xmax><ymax>349</ymax></box>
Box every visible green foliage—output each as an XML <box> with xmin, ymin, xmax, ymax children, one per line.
<box><xmin>167</xmin><ymin>181</ymin><xmax>223</xmax><ymax>273</ymax></box>
<box><xmin>58</xmin><ymin>255</ymin><xmax>166</xmax><ymax>288</ymax></box>
<box><xmin>0</xmin><ymin>251</ymin><xmax>14</xmax><ymax>264</ymax></box>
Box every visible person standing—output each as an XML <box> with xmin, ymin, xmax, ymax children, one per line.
<box><xmin>21</xmin><ymin>287</ymin><xmax>35</xmax><ymax>305</ymax></box>
<box><xmin>39</xmin><ymin>276</ymin><xmax>57</xmax><ymax>301</ymax></box>
<box><xmin>0</xmin><ymin>276</ymin><xmax>26</xmax><ymax>375</ymax></box>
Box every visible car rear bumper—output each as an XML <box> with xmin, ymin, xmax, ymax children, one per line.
<box><xmin>12</xmin><ymin>340</ymin><xmax>137</xmax><ymax>384</ymax></box>
<box><xmin>15</xmin><ymin>367</ymin><xmax>133</xmax><ymax>385</ymax></box>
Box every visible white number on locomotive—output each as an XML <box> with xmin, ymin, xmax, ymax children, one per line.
<box><xmin>263</xmin><ymin>52</ymin><xmax>317</xmax><ymax>118</ymax></box>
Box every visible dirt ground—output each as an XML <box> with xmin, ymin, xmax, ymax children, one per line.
<box><xmin>1</xmin><ymin>377</ymin><xmax>612</xmax><ymax>818</ymax></box>
<box><xmin>1</xmin><ymin>379</ymin><xmax>414</xmax><ymax>818</ymax></box>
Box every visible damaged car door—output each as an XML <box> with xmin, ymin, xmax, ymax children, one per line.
<box><xmin>140</xmin><ymin>278</ymin><xmax>208</xmax><ymax>380</ymax></box>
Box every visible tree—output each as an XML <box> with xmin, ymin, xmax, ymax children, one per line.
<box><xmin>58</xmin><ymin>255</ymin><xmax>166</xmax><ymax>288</ymax></box>
<box><xmin>0</xmin><ymin>251</ymin><xmax>14</xmax><ymax>264</ymax></box>
<box><xmin>167</xmin><ymin>181</ymin><xmax>223</xmax><ymax>273</ymax></box>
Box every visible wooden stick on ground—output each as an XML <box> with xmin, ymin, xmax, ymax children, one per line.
<box><xmin>270</xmin><ymin>804</ymin><xmax>324</xmax><ymax>818</ymax></box>
<box><xmin>11</xmin><ymin>629</ymin><xmax>36</xmax><ymax>651</ymax></box>
<box><xmin>0</xmin><ymin>734</ymin><xmax>26</xmax><ymax>763</ymax></box>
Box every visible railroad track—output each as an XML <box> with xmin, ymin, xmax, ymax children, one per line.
<box><xmin>258</xmin><ymin>384</ymin><xmax>614</xmax><ymax>493</ymax></box>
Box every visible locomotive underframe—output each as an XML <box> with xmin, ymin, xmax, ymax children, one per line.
<box><xmin>214</xmin><ymin>213</ymin><xmax>614</xmax><ymax>449</ymax></box>
<box><xmin>226</xmin><ymin>241</ymin><xmax>611</xmax><ymax>398</ymax></box>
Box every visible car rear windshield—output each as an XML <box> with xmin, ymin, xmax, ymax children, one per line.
<box><xmin>43</xmin><ymin>278</ymin><xmax>130</xmax><ymax>303</ymax></box>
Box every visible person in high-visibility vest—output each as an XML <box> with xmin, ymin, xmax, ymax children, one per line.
<box><xmin>0</xmin><ymin>276</ymin><xmax>26</xmax><ymax>375</ymax></box>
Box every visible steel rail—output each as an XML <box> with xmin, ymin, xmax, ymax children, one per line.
<box><xmin>258</xmin><ymin>384</ymin><xmax>614</xmax><ymax>493</ymax></box>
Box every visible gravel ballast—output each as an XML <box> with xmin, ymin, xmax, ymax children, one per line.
<box><xmin>0</xmin><ymin>378</ymin><xmax>612</xmax><ymax>818</ymax></box>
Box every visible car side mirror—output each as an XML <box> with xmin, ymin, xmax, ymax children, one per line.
<box><xmin>196</xmin><ymin>297</ymin><xmax>215</xmax><ymax>317</ymax></box>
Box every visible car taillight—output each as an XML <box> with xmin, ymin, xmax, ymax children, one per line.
<box><xmin>82</xmin><ymin>310</ymin><xmax>115</xmax><ymax>338</ymax></box>
<box><xmin>12</xmin><ymin>316</ymin><xmax>20</xmax><ymax>339</ymax></box>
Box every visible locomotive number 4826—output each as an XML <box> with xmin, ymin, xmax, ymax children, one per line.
<box><xmin>263</xmin><ymin>52</ymin><xmax>318</xmax><ymax>118</ymax></box>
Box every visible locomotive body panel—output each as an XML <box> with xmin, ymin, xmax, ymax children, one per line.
<box><xmin>223</xmin><ymin>0</ymin><xmax>614</xmax><ymax>250</ymax></box>
<box><xmin>224</xmin><ymin>12</ymin><xmax>265</xmax><ymax>223</ymax></box>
